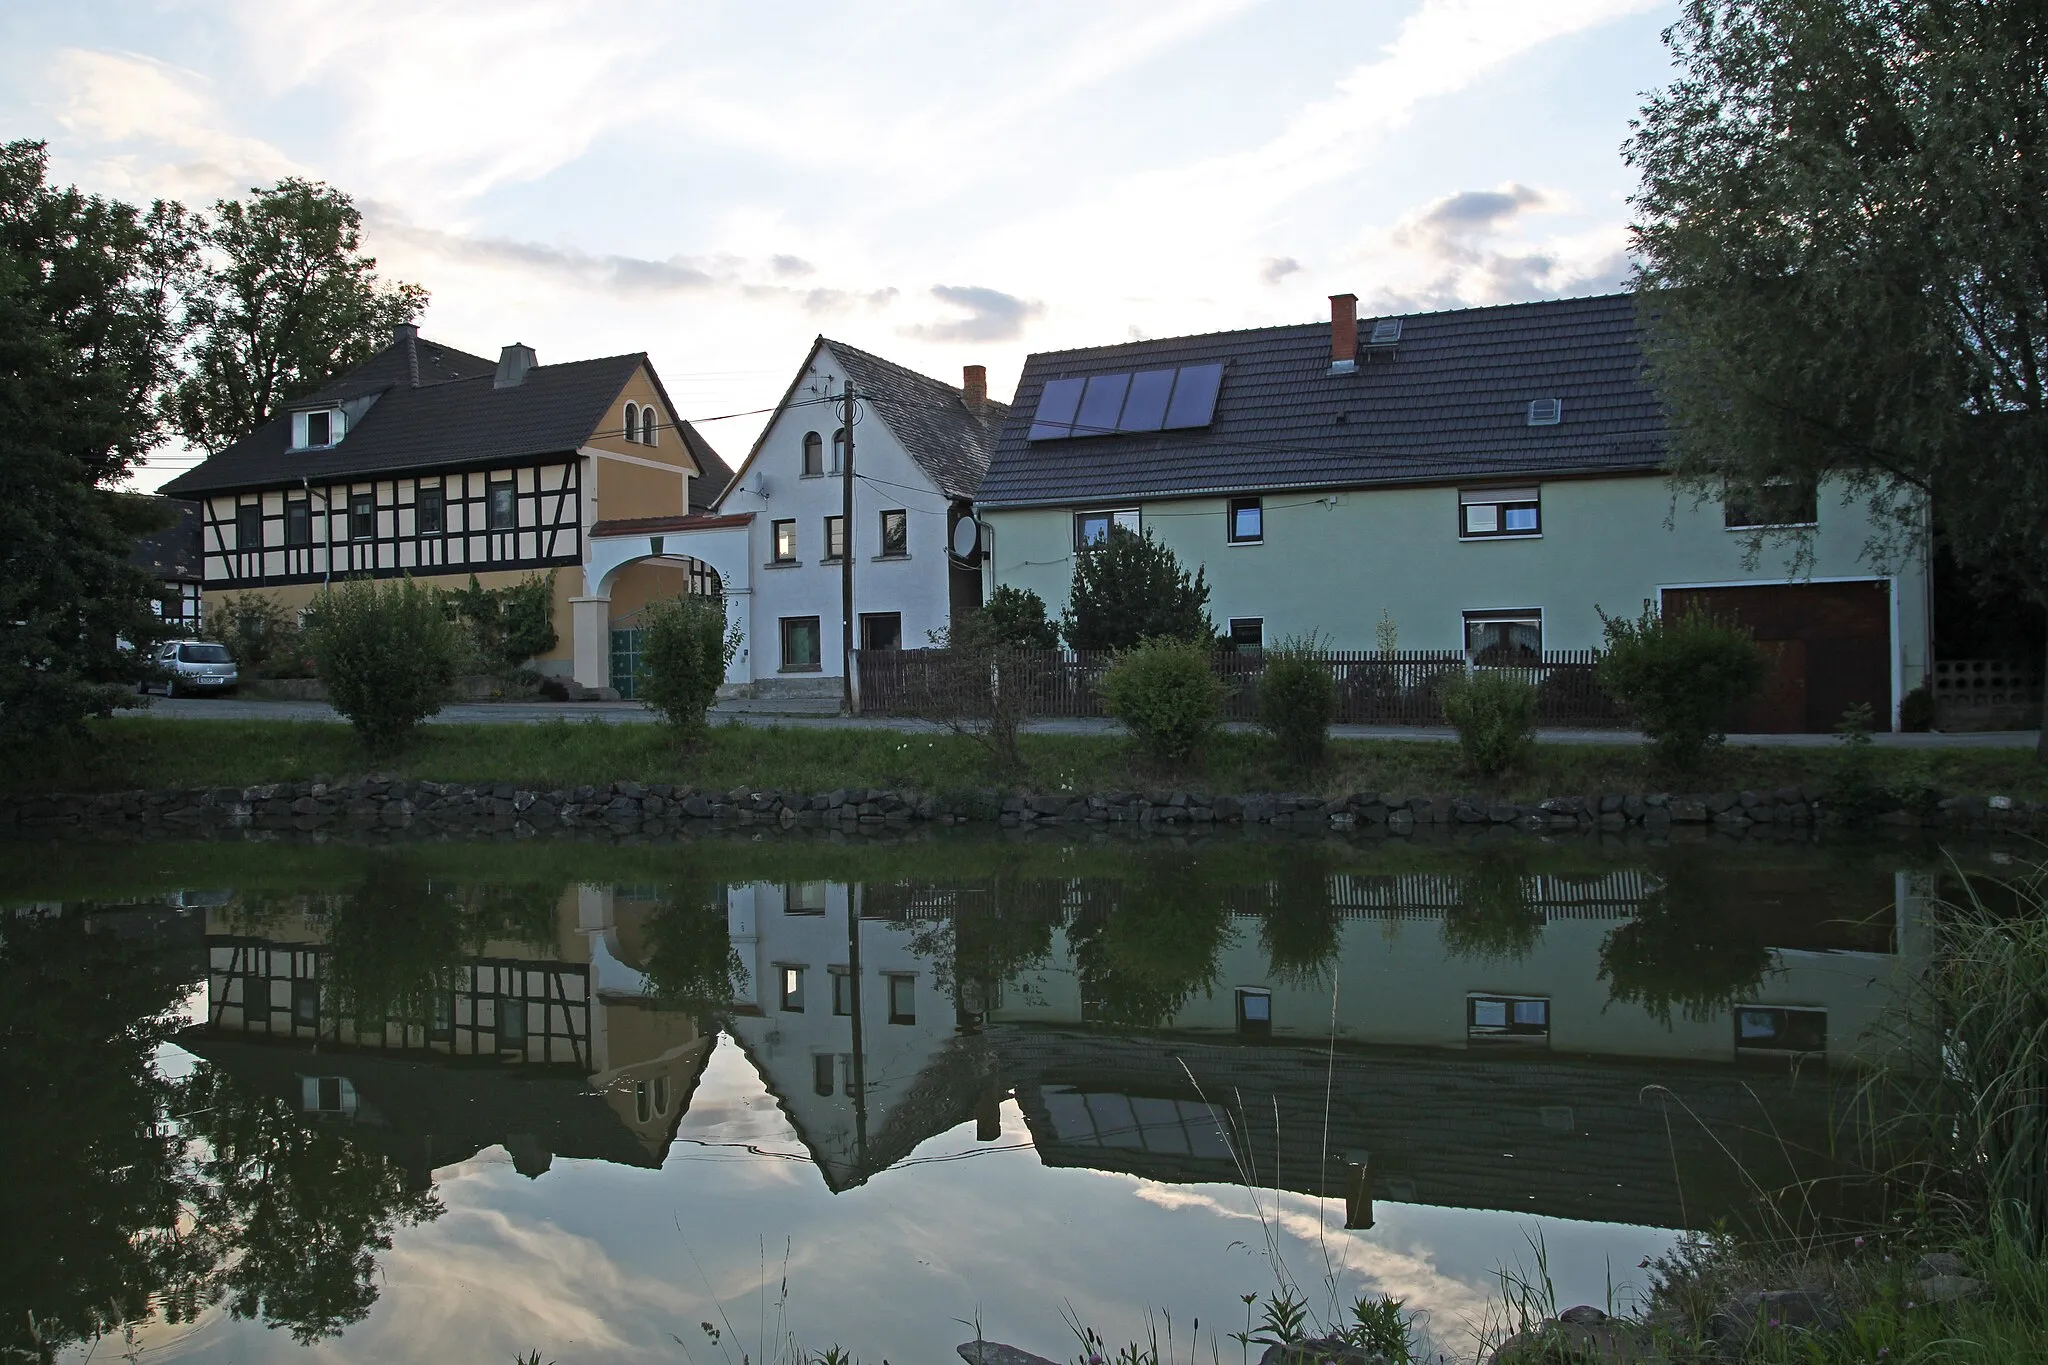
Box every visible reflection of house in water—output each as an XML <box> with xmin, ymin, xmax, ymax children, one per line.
<box><xmin>183</xmin><ymin>885</ymin><xmax>714</xmax><ymax>1185</ymax></box>
<box><xmin>722</xmin><ymin>880</ymin><xmax>1000</xmax><ymax>1191</ymax></box>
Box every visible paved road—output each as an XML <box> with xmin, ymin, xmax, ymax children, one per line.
<box><xmin>115</xmin><ymin>695</ymin><xmax>2041</xmax><ymax>747</ymax></box>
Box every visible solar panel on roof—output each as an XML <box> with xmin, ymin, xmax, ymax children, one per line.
<box><xmin>1075</xmin><ymin>372</ymin><xmax>1131</xmax><ymax>438</ymax></box>
<box><xmin>1120</xmin><ymin>368</ymin><xmax>1175</xmax><ymax>432</ymax></box>
<box><xmin>1028</xmin><ymin>377</ymin><xmax>1086</xmax><ymax>439</ymax></box>
<box><xmin>1026</xmin><ymin>362</ymin><xmax>1224</xmax><ymax>440</ymax></box>
<box><xmin>1162</xmin><ymin>362</ymin><xmax>1223</xmax><ymax>429</ymax></box>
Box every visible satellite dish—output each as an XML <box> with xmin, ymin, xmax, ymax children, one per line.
<box><xmin>950</xmin><ymin>515</ymin><xmax>981</xmax><ymax>561</ymax></box>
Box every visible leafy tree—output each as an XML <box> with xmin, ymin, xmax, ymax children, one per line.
<box><xmin>1258</xmin><ymin>635</ymin><xmax>1338</xmax><ymax>772</ymax></box>
<box><xmin>636</xmin><ymin>593</ymin><xmax>743</xmax><ymax>734</ymax></box>
<box><xmin>641</xmin><ymin>884</ymin><xmax>747</xmax><ymax>1019</ymax></box>
<box><xmin>1440</xmin><ymin>846</ymin><xmax>1545</xmax><ymax>964</ymax></box>
<box><xmin>171</xmin><ymin>178</ymin><xmax>425</xmax><ymax>453</ymax></box>
<box><xmin>444</xmin><ymin>571</ymin><xmax>559</xmax><ymax>673</ymax></box>
<box><xmin>1099</xmin><ymin>636</ymin><xmax>1227</xmax><ymax>766</ymax></box>
<box><xmin>1259</xmin><ymin>857</ymin><xmax>1344</xmax><ymax>988</ymax></box>
<box><xmin>203</xmin><ymin>590</ymin><xmax>309</xmax><ymax>678</ymax></box>
<box><xmin>1627</xmin><ymin>0</ymin><xmax>2048</xmax><ymax>753</ymax></box>
<box><xmin>977</xmin><ymin>584</ymin><xmax>1059</xmax><ymax>650</ymax></box>
<box><xmin>0</xmin><ymin>140</ymin><xmax>199</xmax><ymax>745</ymax></box>
<box><xmin>1062</xmin><ymin>526</ymin><xmax>1214</xmax><ymax>650</ymax></box>
<box><xmin>305</xmin><ymin>576</ymin><xmax>460</xmax><ymax>751</ymax></box>
<box><xmin>1441</xmin><ymin>668</ymin><xmax>1539</xmax><ymax>778</ymax></box>
<box><xmin>1069</xmin><ymin>859</ymin><xmax>1235</xmax><ymax>1028</ymax></box>
<box><xmin>1595</xmin><ymin>601</ymin><xmax>1763</xmax><ymax>770</ymax></box>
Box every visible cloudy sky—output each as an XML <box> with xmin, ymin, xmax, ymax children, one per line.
<box><xmin>2</xmin><ymin>0</ymin><xmax>1680</xmax><ymax>490</ymax></box>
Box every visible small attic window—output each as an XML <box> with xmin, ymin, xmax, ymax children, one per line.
<box><xmin>1527</xmin><ymin>398</ymin><xmax>1563</xmax><ymax>426</ymax></box>
<box><xmin>293</xmin><ymin>409</ymin><xmax>343</xmax><ymax>450</ymax></box>
<box><xmin>1367</xmin><ymin>318</ymin><xmax>1403</xmax><ymax>346</ymax></box>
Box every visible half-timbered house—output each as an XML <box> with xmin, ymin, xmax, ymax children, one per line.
<box><xmin>158</xmin><ymin>325</ymin><xmax>725</xmax><ymax>680</ymax></box>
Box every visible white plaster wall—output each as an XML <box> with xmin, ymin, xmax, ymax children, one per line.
<box><xmin>983</xmin><ymin>474</ymin><xmax>1931</xmax><ymax>700</ymax></box>
<box><xmin>989</xmin><ymin>915</ymin><xmax>1909</xmax><ymax>1067</ymax></box>
<box><xmin>717</xmin><ymin>344</ymin><xmax>960</xmax><ymax>680</ymax></box>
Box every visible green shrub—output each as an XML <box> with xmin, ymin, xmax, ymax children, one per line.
<box><xmin>1441</xmin><ymin>668</ymin><xmax>1537</xmax><ymax>777</ymax></box>
<box><xmin>304</xmin><ymin>577</ymin><xmax>459</xmax><ymax>751</ymax></box>
<box><xmin>1899</xmin><ymin>682</ymin><xmax>1934</xmax><ymax>732</ymax></box>
<box><xmin>1258</xmin><ymin>635</ymin><xmax>1336</xmax><ymax>770</ymax></box>
<box><xmin>1098</xmin><ymin>636</ymin><xmax>1226</xmax><ymax>766</ymax></box>
<box><xmin>443</xmin><ymin>571</ymin><xmax>558</xmax><ymax>673</ymax></box>
<box><xmin>1594</xmin><ymin>601</ymin><xmax>1764</xmax><ymax>770</ymax></box>
<box><xmin>204</xmin><ymin>592</ymin><xmax>312</xmax><ymax>678</ymax></box>
<box><xmin>636</xmin><ymin>594</ymin><xmax>743</xmax><ymax>735</ymax></box>
<box><xmin>977</xmin><ymin>583</ymin><xmax>1059</xmax><ymax>650</ymax></box>
<box><xmin>1063</xmin><ymin>525</ymin><xmax>1213</xmax><ymax>650</ymax></box>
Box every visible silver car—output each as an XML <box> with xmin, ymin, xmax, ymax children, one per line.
<box><xmin>144</xmin><ymin>639</ymin><xmax>240</xmax><ymax>697</ymax></box>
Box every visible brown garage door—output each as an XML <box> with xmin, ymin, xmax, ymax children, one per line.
<box><xmin>1661</xmin><ymin>581</ymin><xmax>1891</xmax><ymax>734</ymax></box>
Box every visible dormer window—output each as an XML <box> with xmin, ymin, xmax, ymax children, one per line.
<box><xmin>293</xmin><ymin>409</ymin><xmax>343</xmax><ymax>450</ymax></box>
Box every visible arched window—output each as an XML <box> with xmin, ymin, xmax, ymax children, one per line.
<box><xmin>623</xmin><ymin>402</ymin><xmax>641</xmax><ymax>443</ymax></box>
<box><xmin>802</xmin><ymin>431</ymin><xmax>823</xmax><ymax>476</ymax></box>
<box><xmin>641</xmin><ymin>406</ymin><xmax>659</xmax><ymax>445</ymax></box>
<box><xmin>831</xmin><ymin>428</ymin><xmax>847</xmax><ymax>473</ymax></box>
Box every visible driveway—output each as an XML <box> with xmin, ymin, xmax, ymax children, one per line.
<box><xmin>114</xmin><ymin>696</ymin><xmax>2041</xmax><ymax>747</ymax></box>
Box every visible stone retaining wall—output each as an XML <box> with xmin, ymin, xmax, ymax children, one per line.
<box><xmin>2</xmin><ymin>778</ymin><xmax>2039</xmax><ymax>841</ymax></box>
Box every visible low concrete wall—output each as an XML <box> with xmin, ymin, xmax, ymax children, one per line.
<box><xmin>2</xmin><ymin>778</ymin><xmax>2037</xmax><ymax>842</ymax></box>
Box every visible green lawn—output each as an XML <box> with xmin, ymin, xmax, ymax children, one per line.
<box><xmin>9</xmin><ymin>716</ymin><xmax>2046</xmax><ymax>800</ymax></box>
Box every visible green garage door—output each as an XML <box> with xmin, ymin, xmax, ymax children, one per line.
<box><xmin>609</xmin><ymin>625</ymin><xmax>645</xmax><ymax>700</ymax></box>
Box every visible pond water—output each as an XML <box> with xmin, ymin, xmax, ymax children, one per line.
<box><xmin>0</xmin><ymin>832</ymin><xmax>1983</xmax><ymax>1364</ymax></box>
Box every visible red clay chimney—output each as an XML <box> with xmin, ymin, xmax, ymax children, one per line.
<box><xmin>962</xmin><ymin>363</ymin><xmax>988</xmax><ymax>409</ymax></box>
<box><xmin>1329</xmin><ymin>294</ymin><xmax>1358</xmax><ymax>372</ymax></box>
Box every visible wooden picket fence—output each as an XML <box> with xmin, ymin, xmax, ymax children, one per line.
<box><xmin>853</xmin><ymin>647</ymin><xmax>1625</xmax><ymax>727</ymax></box>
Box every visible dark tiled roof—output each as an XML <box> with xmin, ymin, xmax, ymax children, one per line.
<box><xmin>127</xmin><ymin>496</ymin><xmax>203</xmax><ymax>580</ymax></box>
<box><xmin>590</xmin><ymin>512</ymin><xmax>752</xmax><ymax>537</ymax></box>
<box><xmin>683</xmin><ymin>426</ymin><xmax>736</xmax><ymax>510</ymax></box>
<box><xmin>975</xmin><ymin>293</ymin><xmax>1663</xmax><ymax>508</ymax></box>
<box><xmin>828</xmin><ymin>338</ymin><xmax>1010</xmax><ymax>500</ymax></box>
<box><xmin>159</xmin><ymin>337</ymin><xmax>711</xmax><ymax>498</ymax></box>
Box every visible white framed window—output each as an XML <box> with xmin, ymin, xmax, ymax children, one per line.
<box><xmin>1227</xmin><ymin>496</ymin><xmax>1263</xmax><ymax>544</ymax></box>
<box><xmin>1459</xmin><ymin>487</ymin><xmax>1540</xmax><ymax>539</ymax></box>
<box><xmin>292</xmin><ymin>409</ymin><xmax>344</xmax><ymax>450</ymax></box>
<box><xmin>1735</xmin><ymin>1005</ymin><xmax>1826</xmax><ymax>1054</ymax></box>
<box><xmin>1468</xmin><ymin>994</ymin><xmax>1549</xmax><ymax>1043</ymax></box>
<box><xmin>1235</xmin><ymin>988</ymin><xmax>1272</xmax><ymax>1036</ymax></box>
<box><xmin>1074</xmin><ymin>507</ymin><xmax>1139</xmax><ymax>549</ymax></box>
<box><xmin>802</xmin><ymin>431</ymin><xmax>824</xmax><ymax>476</ymax></box>
<box><xmin>886</xmin><ymin>973</ymin><xmax>915</xmax><ymax>1025</ymax></box>
<box><xmin>624</xmin><ymin>402</ymin><xmax>642</xmax><ymax>444</ymax></box>
<box><xmin>784</xmin><ymin>881</ymin><xmax>828</xmax><ymax>914</ymax></box>
<box><xmin>778</xmin><ymin>964</ymin><xmax>806</xmax><ymax>1013</ymax></box>
<box><xmin>1464</xmin><ymin>609</ymin><xmax>1541</xmax><ymax>665</ymax></box>
<box><xmin>640</xmin><ymin>405</ymin><xmax>659</xmax><ymax>445</ymax></box>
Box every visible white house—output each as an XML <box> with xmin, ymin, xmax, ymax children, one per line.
<box><xmin>703</xmin><ymin>337</ymin><xmax>1004</xmax><ymax>696</ymax></box>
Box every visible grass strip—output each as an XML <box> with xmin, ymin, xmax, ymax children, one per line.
<box><xmin>7</xmin><ymin>716</ymin><xmax>2045</xmax><ymax>801</ymax></box>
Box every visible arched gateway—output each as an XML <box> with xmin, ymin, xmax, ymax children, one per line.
<box><xmin>575</xmin><ymin>513</ymin><xmax>755</xmax><ymax>692</ymax></box>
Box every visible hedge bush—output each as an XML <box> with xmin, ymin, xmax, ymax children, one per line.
<box><xmin>637</xmin><ymin>594</ymin><xmax>743</xmax><ymax>735</ymax></box>
<box><xmin>305</xmin><ymin>577</ymin><xmax>459</xmax><ymax>751</ymax></box>
<box><xmin>1098</xmin><ymin>636</ymin><xmax>1226</xmax><ymax>766</ymax></box>
<box><xmin>1258</xmin><ymin>636</ymin><xmax>1336</xmax><ymax>770</ymax></box>
<box><xmin>204</xmin><ymin>592</ymin><xmax>312</xmax><ymax>678</ymax></box>
<box><xmin>1441</xmin><ymin>668</ymin><xmax>1537</xmax><ymax>777</ymax></box>
<box><xmin>978</xmin><ymin>583</ymin><xmax>1060</xmax><ymax>650</ymax></box>
<box><xmin>1595</xmin><ymin>602</ymin><xmax>1764</xmax><ymax>770</ymax></box>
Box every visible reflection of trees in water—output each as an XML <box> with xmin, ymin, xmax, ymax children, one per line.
<box><xmin>1259</xmin><ymin>857</ymin><xmax>1343</xmax><ymax>988</ymax></box>
<box><xmin>1071</xmin><ymin>858</ymin><xmax>1235</xmax><ymax>1028</ymax></box>
<box><xmin>1440</xmin><ymin>845</ymin><xmax>1545</xmax><ymax>963</ymax></box>
<box><xmin>642</xmin><ymin>881</ymin><xmax>746</xmax><ymax>1020</ymax></box>
<box><xmin>1599</xmin><ymin>850</ymin><xmax>1776</xmax><ymax>1025</ymax></box>
<box><xmin>903</xmin><ymin>876</ymin><xmax>1062</xmax><ymax>1012</ymax></box>
<box><xmin>177</xmin><ymin>1066</ymin><xmax>440</xmax><ymax>1342</ymax></box>
<box><xmin>1</xmin><ymin>909</ymin><xmax>437</xmax><ymax>1359</ymax></box>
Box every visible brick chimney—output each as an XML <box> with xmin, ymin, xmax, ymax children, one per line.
<box><xmin>494</xmin><ymin>343</ymin><xmax>537</xmax><ymax>389</ymax></box>
<box><xmin>1329</xmin><ymin>293</ymin><xmax>1358</xmax><ymax>374</ymax></box>
<box><xmin>395</xmin><ymin>321</ymin><xmax>420</xmax><ymax>387</ymax></box>
<box><xmin>962</xmin><ymin>363</ymin><xmax>988</xmax><ymax>409</ymax></box>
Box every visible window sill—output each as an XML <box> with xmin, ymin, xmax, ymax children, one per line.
<box><xmin>764</xmin><ymin>559</ymin><xmax>803</xmax><ymax>569</ymax></box>
<box><xmin>1225</xmin><ymin>537</ymin><xmax>1263</xmax><ymax>547</ymax></box>
<box><xmin>822</xmin><ymin>556</ymin><xmax>845</xmax><ymax>565</ymax></box>
<box><xmin>872</xmin><ymin>552</ymin><xmax>911</xmax><ymax>562</ymax></box>
<box><xmin>1458</xmin><ymin>532</ymin><xmax>1543</xmax><ymax>542</ymax></box>
<box><xmin>1724</xmin><ymin>522</ymin><xmax>1817</xmax><ymax>532</ymax></box>
<box><xmin>779</xmin><ymin>665</ymin><xmax>823</xmax><ymax>674</ymax></box>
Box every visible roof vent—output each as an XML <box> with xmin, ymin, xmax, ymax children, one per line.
<box><xmin>495</xmin><ymin>343</ymin><xmax>537</xmax><ymax>389</ymax></box>
<box><xmin>1367</xmin><ymin>318</ymin><xmax>1403</xmax><ymax>347</ymax></box>
<box><xmin>1527</xmin><ymin>398</ymin><xmax>1563</xmax><ymax>426</ymax></box>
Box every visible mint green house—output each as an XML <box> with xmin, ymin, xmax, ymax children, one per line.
<box><xmin>973</xmin><ymin>294</ymin><xmax>1928</xmax><ymax>732</ymax></box>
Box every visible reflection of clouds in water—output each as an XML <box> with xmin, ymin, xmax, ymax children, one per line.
<box><xmin>1129</xmin><ymin>1184</ymin><xmax>1494</xmax><ymax>1343</ymax></box>
<box><xmin>371</xmin><ymin>1165</ymin><xmax>686</xmax><ymax>1363</ymax></box>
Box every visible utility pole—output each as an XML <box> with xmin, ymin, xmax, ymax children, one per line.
<box><xmin>840</xmin><ymin>380</ymin><xmax>856</xmax><ymax>713</ymax></box>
